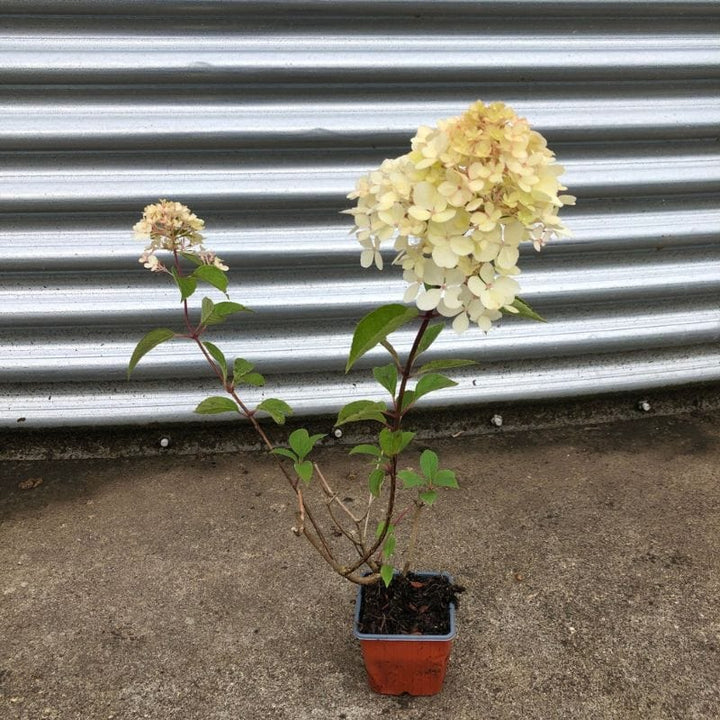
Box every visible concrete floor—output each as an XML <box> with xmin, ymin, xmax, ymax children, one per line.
<box><xmin>1</xmin><ymin>411</ymin><xmax>719</xmax><ymax>719</ymax></box>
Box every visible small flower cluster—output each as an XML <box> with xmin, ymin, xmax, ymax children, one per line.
<box><xmin>134</xmin><ymin>199</ymin><xmax>227</xmax><ymax>272</ymax></box>
<box><xmin>345</xmin><ymin>101</ymin><xmax>575</xmax><ymax>332</ymax></box>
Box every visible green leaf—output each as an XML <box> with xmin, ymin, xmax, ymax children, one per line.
<box><xmin>172</xmin><ymin>268</ymin><xmax>197</xmax><ymax>301</ymax></box>
<box><xmin>179</xmin><ymin>251</ymin><xmax>203</xmax><ymax>266</ymax></box>
<box><xmin>382</xmin><ymin>532</ymin><xmax>396</xmax><ymax>560</ymax></box>
<box><xmin>506</xmin><ymin>296</ymin><xmax>546</xmax><ymax>323</ymax></box>
<box><xmin>378</xmin><ymin>429</ymin><xmax>415</xmax><ymax>457</ymax></box>
<box><xmin>380</xmin><ymin>564</ymin><xmax>395</xmax><ymax>588</ymax></box>
<box><xmin>416</xmin><ymin>322</ymin><xmax>444</xmax><ymax>356</ymax></box>
<box><xmin>416</xmin><ymin>359</ymin><xmax>476</xmax><ymax>375</ymax></box>
<box><xmin>375</xmin><ymin>523</ymin><xmax>395</xmax><ymax>561</ymax></box>
<box><xmin>400</xmin><ymin>390</ymin><xmax>416</xmax><ymax>412</ymax></box>
<box><xmin>236</xmin><ymin>372</ymin><xmax>265</xmax><ymax>387</ymax></box>
<box><xmin>394</xmin><ymin>430</ymin><xmax>416</xmax><ymax>454</ymax></box>
<box><xmin>419</xmin><ymin>449</ymin><xmax>439</xmax><ymax>482</ymax></box>
<box><xmin>434</xmin><ymin>469</ymin><xmax>459</xmax><ymax>488</ymax></box>
<box><xmin>368</xmin><ymin>468</ymin><xmax>385</xmax><ymax>497</ymax></box>
<box><xmin>214</xmin><ymin>301</ymin><xmax>249</xmax><ymax>315</ymax></box>
<box><xmin>288</xmin><ymin>428</ymin><xmax>326</xmax><ymax>460</ymax></box>
<box><xmin>294</xmin><ymin>460</ymin><xmax>314</xmax><ymax>484</ymax></box>
<box><xmin>414</xmin><ymin>373</ymin><xmax>457</xmax><ymax>401</ymax></box>
<box><xmin>377</xmin><ymin>430</ymin><xmax>395</xmax><ymax>457</ymax></box>
<box><xmin>398</xmin><ymin>470</ymin><xmax>425</xmax><ymax>488</ymax></box>
<box><xmin>419</xmin><ymin>490</ymin><xmax>438</xmax><ymax>506</ymax></box>
<box><xmin>193</xmin><ymin>264</ymin><xmax>228</xmax><ymax>295</ymax></box>
<box><xmin>346</xmin><ymin>304</ymin><xmax>419</xmax><ymax>372</ymax></box>
<box><xmin>194</xmin><ymin>396</ymin><xmax>240</xmax><ymax>414</ymax></box>
<box><xmin>373</xmin><ymin>363</ymin><xmax>398</xmax><ymax>397</ymax></box>
<box><xmin>233</xmin><ymin>357</ymin><xmax>254</xmax><ymax>377</ymax></box>
<box><xmin>257</xmin><ymin>398</ymin><xmax>293</xmax><ymax>425</ymax></box>
<box><xmin>229</xmin><ymin>357</ymin><xmax>262</xmax><ymax>386</ymax></box>
<box><xmin>203</xmin><ymin>341</ymin><xmax>227</xmax><ymax>382</ymax></box>
<box><xmin>127</xmin><ymin>328</ymin><xmax>176</xmax><ymax>377</ymax></box>
<box><xmin>349</xmin><ymin>444</ymin><xmax>381</xmax><ymax>457</ymax></box>
<box><xmin>335</xmin><ymin>400</ymin><xmax>387</xmax><ymax>427</ymax></box>
<box><xmin>379</xmin><ymin>338</ymin><xmax>400</xmax><ymax>366</ymax></box>
<box><xmin>200</xmin><ymin>297</ymin><xmax>215</xmax><ymax>325</ymax></box>
<box><xmin>205</xmin><ymin>301</ymin><xmax>250</xmax><ymax>326</ymax></box>
<box><xmin>270</xmin><ymin>447</ymin><xmax>297</xmax><ymax>461</ymax></box>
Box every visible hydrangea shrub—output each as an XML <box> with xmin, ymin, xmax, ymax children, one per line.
<box><xmin>127</xmin><ymin>101</ymin><xmax>574</xmax><ymax>587</ymax></box>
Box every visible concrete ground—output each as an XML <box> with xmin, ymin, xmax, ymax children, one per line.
<box><xmin>1</xmin><ymin>411</ymin><xmax>719</xmax><ymax>720</ymax></box>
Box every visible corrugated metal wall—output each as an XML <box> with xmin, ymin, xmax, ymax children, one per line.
<box><xmin>1</xmin><ymin>0</ymin><xmax>719</xmax><ymax>429</ymax></box>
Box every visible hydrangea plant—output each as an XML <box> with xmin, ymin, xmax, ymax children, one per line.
<box><xmin>128</xmin><ymin>101</ymin><xmax>574</xmax><ymax>587</ymax></box>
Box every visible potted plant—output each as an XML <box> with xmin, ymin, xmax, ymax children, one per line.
<box><xmin>128</xmin><ymin>100</ymin><xmax>574</xmax><ymax>695</ymax></box>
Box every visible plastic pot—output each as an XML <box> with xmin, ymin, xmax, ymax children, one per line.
<box><xmin>353</xmin><ymin>572</ymin><xmax>456</xmax><ymax>696</ymax></box>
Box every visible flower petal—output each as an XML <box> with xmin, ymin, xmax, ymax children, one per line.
<box><xmin>467</xmin><ymin>275</ymin><xmax>484</xmax><ymax>296</ymax></box>
<box><xmin>416</xmin><ymin>288</ymin><xmax>443</xmax><ymax>311</ymax></box>
<box><xmin>452</xmin><ymin>312</ymin><xmax>470</xmax><ymax>334</ymax></box>
<box><xmin>432</xmin><ymin>245</ymin><xmax>458</xmax><ymax>269</ymax></box>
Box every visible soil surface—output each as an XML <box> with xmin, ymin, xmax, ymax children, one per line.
<box><xmin>1</xmin><ymin>410</ymin><xmax>720</xmax><ymax>719</ymax></box>
<box><xmin>358</xmin><ymin>572</ymin><xmax>464</xmax><ymax>635</ymax></box>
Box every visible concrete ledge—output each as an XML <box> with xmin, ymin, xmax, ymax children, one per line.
<box><xmin>2</xmin><ymin>381</ymin><xmax>720</xmax><ymax>461</ymax></box>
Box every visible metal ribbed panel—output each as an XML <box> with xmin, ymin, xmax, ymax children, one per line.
<box><xmin>1</xmin><ymin>0</ymin><xmax>719</xmax><ymax>428</ymax></box>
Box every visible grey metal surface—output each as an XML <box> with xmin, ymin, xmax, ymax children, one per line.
<box><xmin>1</xmin><ymin>0</ymin><xmax>719</xmax><ymax>428</ymax></box>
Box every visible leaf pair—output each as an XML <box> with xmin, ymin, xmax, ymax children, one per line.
<box><xmin>231</xmin><ymin>357</ymin><xmax>265</xmax><ymax>388</ymax></box>
<box><xmin>349</xmin><ymin>430</ymin><xmax>414</xmax><ymax>497</ymax></box>
<box><xmin>347</xmin><ymin>308</ymin><xmax>480</xmax><ymax>374</ymax></box>
<box><xmin>200</xmin><ymin>297</ymin><xmax>249</xmax><ymax>328</ymax></box>
<box><xmin>173</xmin><ymin>262</ymin><xmax>229</xmax><ymax>301</ymax></box>
<box><xmin>348</xmin><ymin>429</ymin><xmax>415</xmax><ymax>498</ymax></box>
<box><xmin>197</xmin><ymin>344</ymin><xmax>264</xmax><ymax>392</ymax></box>
<box><xmin>194</xmin><ymin>396</ymin><xmax>292</xmax><ymax>425</ymax></box>
<box><xmin>271</xmin><ymin>428</ymin><xmax>326</xmax><ymax>484</ymax></box>
<box><xmin>397</xmin><ymin>449</ymin><xmax>458</xmax><ymax>506</ymax></box>
<box><xmin>126</xmin><ymin>301</ymin><xmax>249</xmax><ymax>378</ymax></box>
<box><xmin>378</xmin><ymin>429</ymin><xmax>415</xmax><ymax>457</ymax></box>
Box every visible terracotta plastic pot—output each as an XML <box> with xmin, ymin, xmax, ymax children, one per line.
<box><xmin>353</xmin><ymin>572</ymin><xmax>456</xmax><ymax>696</ymax></box>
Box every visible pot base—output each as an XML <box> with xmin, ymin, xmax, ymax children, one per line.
<box><xmin>354</xmin><ymin>572</ymin><xmax>457</xmax><ymax>696</ymax></box>
<box><xmin>359</xmin><ymin>635</ymin><xmax>454</xmax><ymax>696</ymax></box>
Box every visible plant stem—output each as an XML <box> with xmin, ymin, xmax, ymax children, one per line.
<box><xmin>341</xmin><ymin>310</ymin><xmax>435</xmax><ymax>578</ymax></box>
<box><xmin>170</xmin><ymin>251</ymin><xmax>430</xmax><ymax>585</ymax></box>
<box><xmin>393</xmin><ymin>310</ymin><xmax>436</xmax><ymax>428</ymax></box>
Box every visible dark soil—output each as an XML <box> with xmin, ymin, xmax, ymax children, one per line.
<box><xmin>357</xmin><ymin>572</ymin><xmax>465</xmax><ymax>635</ymax></box>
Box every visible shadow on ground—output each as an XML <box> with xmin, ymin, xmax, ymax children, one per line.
<box><xmin>1</xmin><ymin>412</ymin><xmax>719</xmax><ymax>719</ymax></box>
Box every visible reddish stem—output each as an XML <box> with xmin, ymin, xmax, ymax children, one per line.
<box><xmin>342</xmin><ymin>310</ymin><xmax>435</xmax><ymax>578</ymax></box>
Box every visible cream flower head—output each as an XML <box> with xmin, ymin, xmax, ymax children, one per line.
<box><xmin>346</xmin><ymin>101</ymin><xmax>575</xmax><ymax>332</ymax></box>
<box><xmin>134</xmin><ymin>199</ymin><xmax>227</xmax><ymax>272</ymax></box>
<box><xmin>134</xmin><ymin>199</ymin><xmax>205</xmax><ymax>249</ymax></box>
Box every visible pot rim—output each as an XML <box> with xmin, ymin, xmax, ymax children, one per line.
<box><xmin>353</xmin><ymin>570</ymin><xmax>457</xmax><ymax>642</ymax></box>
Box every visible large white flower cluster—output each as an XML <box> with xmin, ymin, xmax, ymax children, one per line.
<box><xmin>345</xmin><ymin>101</ymin><xmax>575</xmax><ymax>332</ymax></box>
